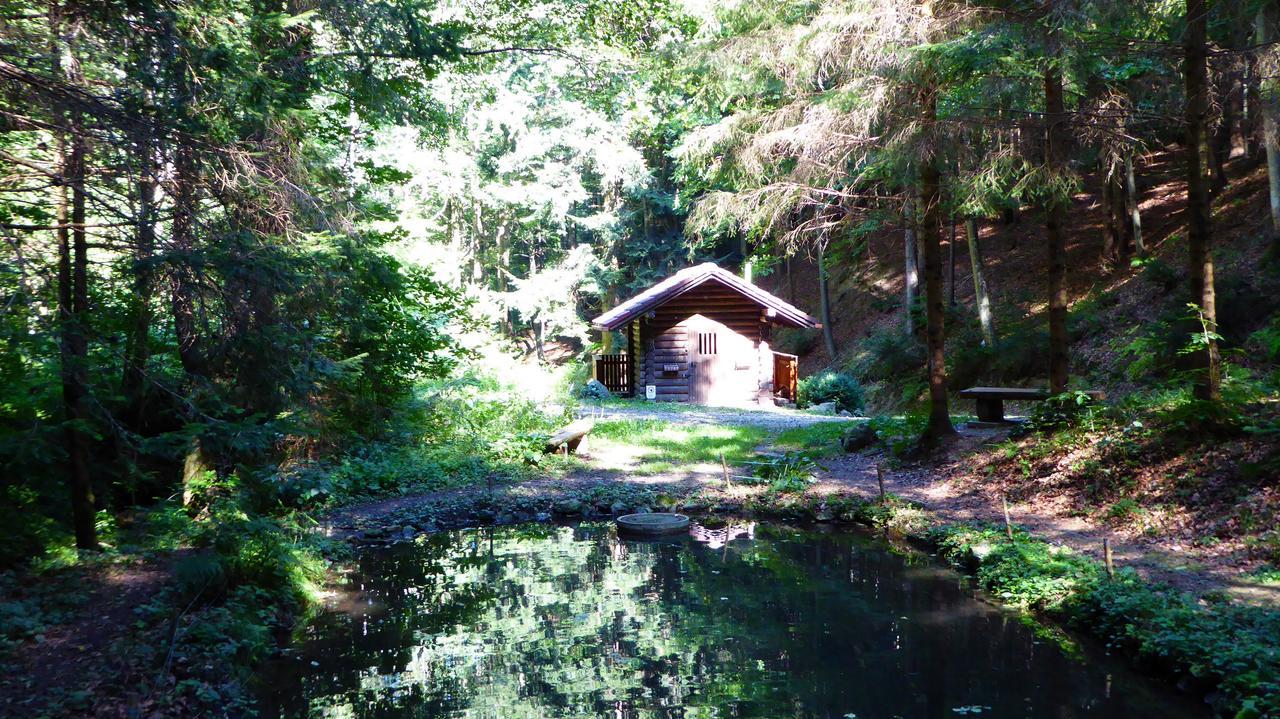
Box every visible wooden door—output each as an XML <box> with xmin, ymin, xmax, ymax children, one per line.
<box><xmin>686</xmin><ymin>314</ymin><xmax>756</xmax><ymax>406</ymax></box>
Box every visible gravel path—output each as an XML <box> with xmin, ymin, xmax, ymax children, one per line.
<box><xmin>580</xmin><ymin>402</ymin><xmax>860</xmax><ymax>430</ymax></box>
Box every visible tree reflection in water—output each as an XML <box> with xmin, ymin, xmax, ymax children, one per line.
<box><xmin>260</xmin><ymin>522</ymin><xmax>1204</xmax><ymax>719</ymax></box>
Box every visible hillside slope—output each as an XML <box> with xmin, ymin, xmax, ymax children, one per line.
<box><xmin>754</xmin><ymin>152</ymin><xmax>1280</xmax><ymax>600</ymax></box>
<box><xmin>758</xmin><ymin>150</ymin><xmax>1279</xmax><ymax>400</ymax></box>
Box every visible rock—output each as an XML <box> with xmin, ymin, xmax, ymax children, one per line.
<box><xmin>400</xmin><ymin>525</ymin><xmax>416</xmax><ymax>539</ymax></box>
<box><xmin>496</xmin><ymin>513</ymin><xmax>515</xmax><ymax>525</ymax></box>
<box><xmin>362</xmin><ymin>527</ymin><xmax>385</xmax><ymax>539</ymax></box>
<box><xmin>580</xmin><ymin>379</ymin><xmax>611</xmax><ymax>399</ymax></box>
<box><xmin>838</xmin><ymin>410</ymin><xmax>852</xmax><ymax>417</ymax></box>
<box><xmin>633</xmin><ymin>506</ymin><xmax>652</xmax><ymax>515</ymax></box>
<box><xmin>554</xmin><ymin>498</ymin><xmax>583</xmax><ymax>516</ymax></box>
<box><xmin>420</xmin><ymin>522</ymin><xmax>437</xmax><ymax>533</ymax></box>
<box><xmin>609</xmin><ymin>500</ymin><xmax>629</xmax><ymax>516</ymax></box>
<box><xmin>535</xmin><ymin>512</ymin><xmax>552</xmax><ymax>522</ymax></box>
<box><xmin>810</xmin><ymin>401</ymin><xmax>837</xmax><ymax>415</ymax></box>
<box><xmin>841</xmin><ymin>422</ymin><xmax>877</xmax><ymax>452</ymax></box>
<box><xmin>813</xmin><ymin>504</ymin><xmax>834</xmax><ymax>522</ymax></box>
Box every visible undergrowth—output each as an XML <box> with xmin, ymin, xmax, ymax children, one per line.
<box><xmin>932</xmin><ymin>523</ymin><xmax>1280</xmax><ymax>717</ymax></box>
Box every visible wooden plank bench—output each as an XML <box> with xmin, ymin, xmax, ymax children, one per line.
<box><xmin>958</xmin><ymin>387</ymin><xmax>1105</xmax><ymax>423</ymax></box>
<box><xmin>544</xmin><ymin>419</ymin><xmax>595</xmax><ymax>454</ymax></box>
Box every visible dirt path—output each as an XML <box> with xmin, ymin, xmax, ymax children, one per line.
<box><xmin>806</xmin><ymin>427</ymin><xmax>1279</xmax><ymax>606</ymax></box>
<box><xmin>0</xmin><ymin>559</ymin><xmax>170</xmax><ymax>718</ymax></box>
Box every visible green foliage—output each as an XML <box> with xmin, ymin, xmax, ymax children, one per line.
<box><xmin>773</xmin><ymin>421</ymin><xmax>855</xmax><ymax>456</ymax></box>
<box><xmin>852</xmin><ymin>327</ymin><xmax>926</xmax><ymax>387</ymax></box>
<box><xmin>0</xmin><ymin>487</ymin><xmax>57</xmax><ymax>569</ymax></box>
<box><xmin>1019</xmin><ymin>391</ymin><xmax>1101</xmax><ymax>435</ymax></box>
<box><xmin>749</xmin><ymin>451</ymin><xmax>821</xmax><ymax>493</ymax></box>
<box><xmin>188</xmin><ymin>499</ymin><xmax>324</xmax><ymax>602</ymax></box>
<box><xmin>933</xmin><ymin>523</ymin><xmax>1280</xmax><ymax>716</ymax></box>
<box><xmin>1248</xmin><ymin>316</ymin><xmax>1280</xmax><ymax>365</ymax></box>
<box><xmin>1104</xmin><ymin>498</ymin><xmax>1143</xmax><ymax>523</ymax></box>
<box><xmin>275</xmin><ymin>371</ymin><xmax>569</xmax><ymax>507</ymax></box>
<box><xmin>867</xmin><ymin>412</ymin><xmax>931</xmax><ymax>458</ymax></box>
<box><xmin>797</xmin><ymin>371</ymin><xmax>864</xmax><ymax>412</ymax></box>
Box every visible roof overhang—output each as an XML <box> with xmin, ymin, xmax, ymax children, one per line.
<box><xmin>591</xmin><ymin>263</ymin><xmax>821</xmax><ymax>331</ymax></box>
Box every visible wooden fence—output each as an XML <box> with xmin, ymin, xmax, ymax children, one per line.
<box><xmin>593</xmin><ymin>353</ymin><xmax>632</xmax><ymax>396</ymax></box>
<box><xmin>772</xmin><ymin>351</ymin><xmax>799</xmax><ymax>401</ymax></box>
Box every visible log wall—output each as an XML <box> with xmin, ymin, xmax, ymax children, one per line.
<box><xmin>633</xmin><ymin>283</ymin><xmax>766</xmax><ymax>404</ymax></box>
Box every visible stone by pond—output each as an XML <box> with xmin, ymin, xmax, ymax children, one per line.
<box><xmin>259</xmin><ymin>521</ymin><xmax>1207</xmax><ymax>718</ymax></box>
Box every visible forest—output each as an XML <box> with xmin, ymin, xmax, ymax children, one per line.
<box><xmin>2</xmin><ymin>0</ymin><xmax>1279</xmax><ymax>716</ymax></box>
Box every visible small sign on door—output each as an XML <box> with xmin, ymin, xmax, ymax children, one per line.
<box><xmin>645</xmin><ymin>385</ymin><xmax>656</xmax><ymax>400</ymax></box>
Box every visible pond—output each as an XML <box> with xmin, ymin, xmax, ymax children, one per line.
<box><xmin>259</xmin><ymin>522</ymin><xmax>1205</xmax><ymax>718</ymax></box>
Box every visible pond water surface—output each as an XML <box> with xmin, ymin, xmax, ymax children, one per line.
<box><xmin>260</xmin><ymin>522</ymin><xmax>1205</xmax><ymax>718</ymax></box>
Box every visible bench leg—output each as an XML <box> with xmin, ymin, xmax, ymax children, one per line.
<box><xmin>975</xmin><ymin>397</ymin><xmax>1005</xmax><ymax>423</ymax></box>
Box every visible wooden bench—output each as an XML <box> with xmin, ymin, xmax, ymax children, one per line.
<box><xmin>543</xmin><ymin>419</ymin><xmax>595</xmax><ymax>454</ymax></box>
<box><xmin>958</xmin><ymin>387</ymin><xmax>1105</xmax><ymax>423</ymax></box>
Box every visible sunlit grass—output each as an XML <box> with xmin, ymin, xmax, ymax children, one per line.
<box><xmin>585</xmin><ymin>419</ymin><xmax>769</xmax><ymax>475</ymax></box>
<box><xmin>773</xmin><ymin>421</ymin><xmax>858</xmax><ymax>456</ymax></box>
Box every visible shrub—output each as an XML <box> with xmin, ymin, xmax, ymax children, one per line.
<box><xmin>750</xmin><ymin>450</ymin><xmax>822</xmax><ymax>493</ymax></box>
<box><xmin>853</xmin><ymin>327</ymin><xmax>925</xmax><ymax>383</ymax></box>
<box><xmin>1018</xmin><ymin>390</ymin><xmax>1101</xmax><ymax>435</ymax></box>
<box><xmin>867</xmin><ymin>412</ymin><xmax>930</xmax><ymax>458</ymax></box>
<box><xmin>190</xmin><ymin>499</ymin><xmax>323</xmax><ymax>602</ymax></box>
<box><xmin>0</xmin><ymin>486</ymin><xmax>56</xmax><ymax>569</ymax></box>
<box><xmin>798</xmin><ymin>371</ymin><xmax>864</xmax><ymax>413</ymax></box>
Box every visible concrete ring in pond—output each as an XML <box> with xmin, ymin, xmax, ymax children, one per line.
<box><xmin>617</xmin><ymin>513</ymin><xmax>691</xmax><ymax>536</ymax></box>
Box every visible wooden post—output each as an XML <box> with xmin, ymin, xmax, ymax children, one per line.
<box><xmin>876</xmin><ymin>463</ymin><xmax>886</xmax><ymax>503</ymax></box>
<box><xmin>720</xmin><ymin>453</ymin><xmax>731</xmax><ymax>488</ymax></box>
<box><xmin>1002</xmin><ymin>495</ymin><xmax>1014</xmax><ymax>541</ymax></box>
<box><xmin>1103</xmin><ymin>538</ymin><xmax>1115</xmax><ymax>579</ymax></box>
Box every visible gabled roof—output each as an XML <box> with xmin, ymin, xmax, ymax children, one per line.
<box><xmin>592</xmin><ymin>262</ymin><xmax>821</xmax><ymax>331</ymax></box>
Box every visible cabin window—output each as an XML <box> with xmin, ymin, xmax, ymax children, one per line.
<box><xmin>697</xmin><ymin>332</ymin><xmax>718</xmax><ymax>355</ymax></box>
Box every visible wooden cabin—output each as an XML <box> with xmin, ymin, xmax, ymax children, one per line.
<box><xmin>591</xmin><ymin>263</ymin><xmax>821</xmax><ymax>407</ymax></box>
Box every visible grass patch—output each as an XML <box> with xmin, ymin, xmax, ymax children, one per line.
<box><xmin>774</xmin><ymin>421</ymin><xmax>856</xmax><ymax>456</ymax></box>
<box><xmin>586</xmin><ymin>419</ymin><xmax>768</xmax><ymax>475</ymax></box>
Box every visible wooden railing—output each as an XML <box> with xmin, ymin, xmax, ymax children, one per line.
<box><xmin>593</xmin><ymin>353</ymin><xmax>632</xmax><ymax>396</ymax></box>
<box><xmin>772</xmin><ymin>351</ymin><xmax>798</xmax><ymax>401</ymax></box>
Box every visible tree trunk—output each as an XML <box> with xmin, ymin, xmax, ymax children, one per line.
<box><xmin>1245</xmin><ymin>48</ymin><xmax>1263</xmax><ymax>161</ymax></box>
<box><xmin>1125</xmin><ymin>152</ymin><xmax>1146</xmax><ymax>256</ymax></box>
<box><xmin>1112</xmin><ymin>166</ymin><xmax>1133</xmax><ymax>262</ymax></box>
<box><xmin>170</xmin><ymin>145</ymin><xmax>208</xmax><ymax>379</ymax></box>
<box><xmin>1101</xmin><ymin>163</ymin><xmax>1120</xmax><ymax>267</ymax></box>
<box><xmin>1209</xmin><ymin>65</ymin><xmax>1239</xmax><ymax>193</ymax></box>
<box><xmin>1258</xmin><ymin>5</ymin><xmax>1280</xmax><ymax>254</ymax></box>
<box><xmin>920</xmin><ymin>81</ymin><xmax>955</xmax><ymax>440</ymax></box>
<box><xmin>786</xmin><ymin>255</ymin><xmax>796</xmax><ymax>304</ymax></box>
<box><xmin>966</xmin><ymin>218</ymin><xmax>996</xmax><ymax>347</ymax></box>
<box><xmin>1185</xmin><ymin>0</ymin><xmax>1222</xmax><ymax>401</ymax></box>
<box><xmin>903</xmin><ymin>196</ymin><xmax>918</xmax><ymax>334</ymax></box>
<box><xmin>948</xmin><ymin>215</ymin><xmax>957</xmax><ymax>306</ymax></box>
<box><xmin>122</xmin><ymin>130</ymin><xmax>156</xmax><ymax>427</ymax></box>
<box><xmin>1044</xmin><ymin>43</ymin><xmax>1071</xmax><ymax>395</ymax></box>
<box><xmin>51</xmin><ymin>3</ymin><xmax>97</xmax><ymax>550</ymax></box>
<box><xmin>817</xmin><ymin>241</ymin><xmax>837</xmax><ymax>359</ymax></box>
<box><xmin>471</xmin><ymin>200</ymin><xmax>485</xmax><ymax>285</ymax></box>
